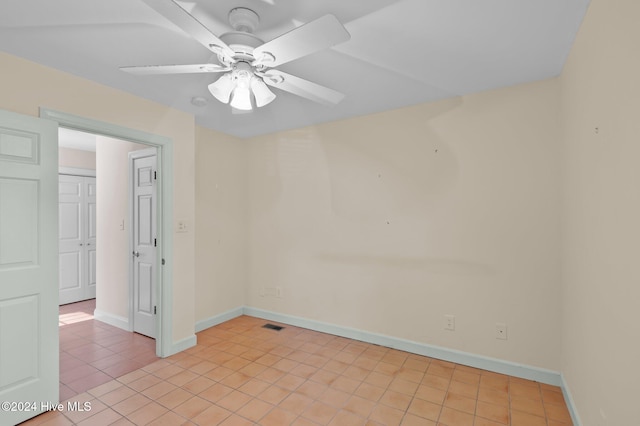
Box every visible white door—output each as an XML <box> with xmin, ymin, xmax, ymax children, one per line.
<box><xmin>59</xmin><ymin>175</ymin><xmax>97</xmax><ymax>304</ymax></box>
<box><xmin>131</xmin><ymin>149</ymin><xmax>157</xmax><ymax>338</ymax></box>
<box><xmin>0</xmin><ymin>109</ymin><xmax>59</xmax><ymax>424</ymax></box>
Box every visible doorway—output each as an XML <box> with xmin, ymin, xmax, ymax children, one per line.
<box><xmin>57</xmin><ymin>128</ymin><xmax>162</xmax><ymax>399</ymax></box>
<box><xmin>57</xmin><ymin>127</ymin><xmax>162</xmax><ymax>337</ymax></box>
<box><xmin>43</xmin><ymin>107</ymin><xmax>175</xmax><ymax>358</ymax></box>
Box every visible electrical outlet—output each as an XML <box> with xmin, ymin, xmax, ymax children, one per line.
<box><xmin>496</xmin><ymin>323</ymin><xmax>507</xmax><ymax>340</ymax></box>
<box><xmin>176</xmin><ymin>220</ymin><xmax>187</xmax><ymax>233</ymax></box>
<box><xmin>444</xmin><ymin>315</ymin><xmax>455</xmax><ymax>331</ymax></box>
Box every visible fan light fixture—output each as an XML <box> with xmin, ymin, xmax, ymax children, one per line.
<box><xmin>123</xmin><ymin>4</ymin><xmax>350</xmax><ymax>111</ymax></box>
<box><xmin>208</xmin><ymin>61</ymin><xmax>276</xmax><ymax>110</ymax></box>
<box><xmin>251</xmin><ymin>78</ymin><xmax>276</xmax><ymax>107</ymax></box>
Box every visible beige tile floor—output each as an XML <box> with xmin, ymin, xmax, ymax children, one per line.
<box><xmin>58</xmin><ymin>300</ymin><xmax>159</xmax><ymax>401</ymax></box>
<box><xmin>23</xmin><ymin>315</ymin><xmax>573</xmax><ymax>425</ymax></box>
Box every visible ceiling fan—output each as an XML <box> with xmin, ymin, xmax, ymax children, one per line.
<box><xmin>121</xmin><ymin>0</ymin><xmax>351</xmax><ymax>111</ymax></box>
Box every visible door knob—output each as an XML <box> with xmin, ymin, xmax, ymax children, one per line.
<box><xmin>132</xmin><ymin>251</ymin><xmax>140</xmax><ymax>257</ymax></box>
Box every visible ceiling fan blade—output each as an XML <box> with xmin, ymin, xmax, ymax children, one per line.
<box><xmin>120</xmin><ymin>63</ymin><xmax>229</xmax><ymax>75</ymax></box>
<box><xmin>253</xmin><ymin>14</ymin><xmax>350</xmax><ymax>67</ymax></box>
<box><xmin>141</xmin><ymin>0</ymin><xmax>235</xmax><ymax>61</ymax></box>
<box><xmin>261</xmin><ymin>70</ymin><xmax>345</xmax><ymax>106</ymax></box>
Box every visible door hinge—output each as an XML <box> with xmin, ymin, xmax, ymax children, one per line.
<box><xmin>154</xmin><ymin>170</ymin><xmax>157</xmax><ymax>180</ymax></box>
<box><xmin>154</xmin><ymin>238</ymin><xmax>157</xmax><ymax>247</ymax></box>
<box><xmin>154</xmin><ymin>306</ymin><xmax>157</xmax><ymax>315</ymax></box>
<box><xmin>162</xmin><ymin>258</ymin><xmax>165</xmax><ymax>265</ymax></box>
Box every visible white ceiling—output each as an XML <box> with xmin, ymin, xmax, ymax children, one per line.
<box><xmin>0</xmin><ymin>0</ymin><xmax>590</xmax><ymax>138</ymax></box>
<box><xmin>58</xmin><ymin>127</ymin><xmax>97</xmax><ymax>152</ymax></box>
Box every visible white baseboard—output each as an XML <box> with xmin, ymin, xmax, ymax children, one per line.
<box><xmin>242</xmin><ymin>306</ymin><xmax>562</xmax><ymax>386</ymax></box>
<box><xmin>195</xmin><ymin>305</ymin><xmax>579</xmax><ymax>419</ymax></box>
<box><xmin>195</xmin><ymin>307</ymin><xmax>244</xmax><ymax>333</ymax></box>
<box><xmin>561</xmin><ymin>374</ymin><xmax>582</xmax><ymax>426</ymax></box>
<box><xmin>168</xmin><ymin>334</ymin><xmax>197</xmax><ymax>357</ymax></box>
<box><xmin>93</xmin><ymin>309</ymin><xmax>130</xmax><ymax>331</ymax></box>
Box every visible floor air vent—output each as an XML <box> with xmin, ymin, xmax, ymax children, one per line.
<box><xmin>262</xmin><ymin>323</ymin><xmax>284</xmax><ymax>331</ymax></box>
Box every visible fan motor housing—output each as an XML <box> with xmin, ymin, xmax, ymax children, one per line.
<box><xmin>219</xmin><ymin>31</ymin><xmax>264</xmax><ymax>62</ymax></box>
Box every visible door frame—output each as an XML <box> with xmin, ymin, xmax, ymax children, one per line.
<box><xmin>129</xmin><ymin>147</ymin><xmax>158</xmax><ymax>338</ymax></box>
<box><xmin>41</xmin><ymin>108</ymin><xmax>174</xmax><ymax>357</ymax></box>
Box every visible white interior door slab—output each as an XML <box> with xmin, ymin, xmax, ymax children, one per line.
<box><xmin>131</xmin><ymin>149</ymin><xmax>157</xmax><ymax>338</ymax></box>
<box><xmin>59</xmin><ymin>175</ymin><xmax>97</xmax><ymax>305</ymax></box>
<box><xmin>0</xmin><ymin>109</ymin><xmax>59</xmax><ymax>424</ymax></box>
<box><xmin>59</xmin><ymin>175</ymin><xmax>84</xmax><ymax>304</ymax></box>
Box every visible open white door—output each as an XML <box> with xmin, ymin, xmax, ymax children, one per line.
<box><xmin>0</xmin><ymin>109</ymin><xmax>59</xmax><ymax>424</ymax></box>
<box><xmin>130</xmin><ymin>149</ymin><xmax>157</xmax><ymax>339</ymax></box>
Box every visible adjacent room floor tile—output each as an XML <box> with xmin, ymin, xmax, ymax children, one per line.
<box><xmin>58</xmin><ymin>299</ymin><xmax>159</xmax><ymax>400</ymax></box>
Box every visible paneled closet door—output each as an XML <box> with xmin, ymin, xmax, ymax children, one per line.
<box><xmin>59</xmin><ymin>175</ymin><xmax>96</xmax><ymax>305</ymax></box>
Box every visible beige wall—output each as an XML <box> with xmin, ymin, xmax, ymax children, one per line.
<box><xmin>195</xmin><ymin>127</ymin><xmax>247</xmax><ymax>322</ymax></box>
<box><xmin>560</xmin><ymin>0</ymin><xmax>640</xmax><ymax>424</ymax></box>
<box><xmin>58</xmin><ymin>147</ymin><xmax>96</xmax><ymax>169</ymax></box>
<box><xmin>0</xmin><ymin>52</ymin><xmax>196</xmax><ymax>346</ymax></box>
<box><xmin>95</xmin><ymin>136</ymin><xmax>148</xmax><ymax>319</ymax></box>
<box><xmin>245</xmin><ymin>79</ymin><xmax>563</xmax><ymax>370</ymax></box>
